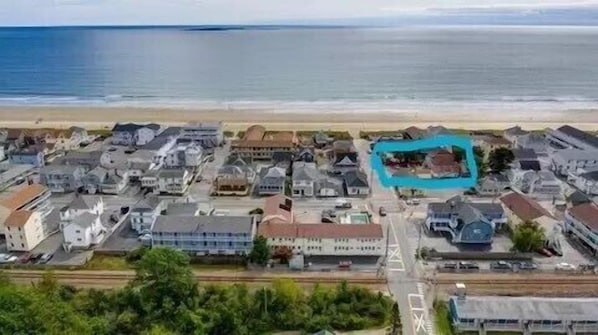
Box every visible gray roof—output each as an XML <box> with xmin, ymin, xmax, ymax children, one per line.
<box><xmin>71</xmin><ymin>212</ymin><xmax>100</xmax><ymax>229</ymax></box>
<box><xmin>450</xmin><ymin>295</ymin><xmax>598</xmax><ymax>322</ymax></box>
<box><xmin>504</xmin><ymin>126</ymin><xmax>529</xmax><ymax>136</ymax></box>
<box><xmin>112</xmin><ymin>123</ymin><xmax>160</xmax><ymax>133</ymax></box>
<box><xmin>513</xmin><ymin>148</ymin><xmax>538</xmax><ymax>160</ymax></box>
<box><xmin>272</xmin><ymin>151</ymin><xmax>294</xmax><ymax>163</ymax></box>
<box><xmin>218</xmin><ymin>165</ymin><xmax>245</xmax><ymax>178</ymax></box>
<box><xmin>133</xmin><ymin>196</ymin><xmax>162</xmax><ymax>213</ymax></box>
<box><xmin>457</xmin><ymin>204</ymin><xmax>490</xmax><ymax>226</ymax></box>
<box><xmin>226</xmin><ymin>154</ymin><xmax>251</xmax><ymax>166</ymax></box>
<box><xmin>165</xmin><ymin>202</ymin><xmax>200</xmax><ymax>216</ymax></box>
<box><xmin>41</xmin><ymin>165</ymin><xmax>82</xmax><ymax>174</ymax></box>
<box><xmin>486</xmin><ymin>173</ymin><xmax>509</xmax><ymax>183</ymax></box>
<box><xmin>518</xmin><ymin>133</ymin><xmax>545</xmax><ymax>146</ymax></box>
<box><xmin>343</xmin><ymin>170</ymin><xmax>369</xmax><ymax>188</ymax></box>
<box><xmin>553</xmin><ymin>149</ymin><xmax>598</xmax><ymax>161</ymax></box>
<box><xmin>158</xmin><ymin>168</ymin><xmax>187</xmax><ymax>178</ymax></box>
<box><xmin>157</xmin><ymin>126</ymin><xmax>182</xmax><ymax>138</ymax></box>
<box><xmin>152</xmin><ymin>215</ymin><xmax>254</xmax><ymax>234</ymax></box>
<box><xmin>293</xmin><ymin>162</ymin><xmax>320</xmax><ymax>182</ymax></box>
<box><xmin>87</xmin><ymin>166</ymin><xmax>109</xmax><ymax>179</ymax></box>
<box><xmin>428</xmin><ymin>200</ymin><xmax>504</xmax><ymax>216</ymax></box>
<box><xmin>69</xmin><ymin>195</ymin><xmax>101</xmax><ymax>211</ymax></box>
<box><xmin>581</xmin><ymin>170</ymin><xmax>598</xmax><ymax>181</ymax></box>
<box><xmin>141</xmin><ymin>136</ymin><xmax>174</xmax><ymax>151</ymax></box>
<box><xmin>259</xmin><ymin>166</ymin><xmax>286</xmax><ymax>186</ymax></box>
<box><xmin>566</xmin><ymin>190</ymin><xmax>591</xmax><ymax>205</ymax></box>
<box><xmin>557</xmin><ymin>125</ymin><xmax>598</xmax><ymax>149</ymax></box>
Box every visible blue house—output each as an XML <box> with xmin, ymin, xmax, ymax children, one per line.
<box><xmin>425</xmin><ymin>196</ymin><xmax>506</xmax><ymax>244</ymax></box>
<box><xmin>151</xmin><ymin>215</ymin><xmax>256</xmax><ymax>255</ymax></box>
<box><xmin>9</xmin><ymin>149</ymin><xmax>45</xmax><ymax>167</ymax></box>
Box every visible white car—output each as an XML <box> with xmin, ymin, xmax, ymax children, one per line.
<box><xmin>555</xmin><ymin>263</ymin><xmax>577</xmax><ymax>271</ymax></box>
<box><xmin>0</xmin><ymin>255</ymin><xmax>18</xmax><ymax>264</ymax></box>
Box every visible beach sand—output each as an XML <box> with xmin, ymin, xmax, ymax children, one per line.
<box><xmin>1</xmin><ymin>106</ymin><xmax>597</xmax><ymax>135</ymax></box>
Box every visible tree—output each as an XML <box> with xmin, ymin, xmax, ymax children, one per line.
<box><xmin>390</xmin><ymin>302</ymin><xmax>402</xmax><ymax>335</ymax></box>
<box><xmin>512</xmin><ymin>221</ymin><xmax>545</xmax><ymax>252</ymax></box>
<box><xmin>273</xmin><ymin>246</ymin><xmax>293</xmax><ymax>264</ymax></box>
<box><xmin>132</xmin><ymin>247</ymin><xmax>198</xmax><ymax>323</ymax></box>
<box><xmin>488</xmin><ymin>147</ymin><xmax>514</xmax><ymax>173</ymax></box>
<box><xmin>249</xmin><ymin>236</ymin><xmax>271</xmax><ymax>266</ymax></box>
<box><xmin>473</xmin><ymin>146</ymin><xmax>487</xmax><ymax>178</ymax></box>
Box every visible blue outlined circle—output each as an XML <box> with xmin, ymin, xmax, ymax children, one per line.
<box><xmin>370</xmin><ymin>135</ymin><xmax>478</xmax><ymax>190</ymax></box>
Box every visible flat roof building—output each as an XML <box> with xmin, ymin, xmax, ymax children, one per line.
<box><xmin>449</xmin><ymin>295</ymin><xmax>598</xmax><ymax>334</ymax></box>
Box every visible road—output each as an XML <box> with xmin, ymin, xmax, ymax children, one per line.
<box><xmin>355</xmin><ymin>140</ymin><xmax>434</xmax><ymax>335</ymax></box>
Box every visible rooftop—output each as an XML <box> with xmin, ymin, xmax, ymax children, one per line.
<box><xmin>152</xmin><ymin>215</ymin><xmax>254</xmax><ymax>234</ymax></box>
<box><xmin>500</xmin><ymin>192</ymin><xmax>553</xmax><ymax>221</ymax></box>
<box><xmin>556</xmin><ymin>125</ymin><xmax>598</xmax><ymax>149</ymax></box>
<box><xmin>165</xmin><ymin>202</ymin><xmax>200</xmax><ymax>216</ymax></box>
<box><xmin>512</xmin><ymin>148</ymin><xmax>538</xmax><ymax>160</ymax></box>
<box><xmin>0</xmin><ymin>184</ymin><xmax>48</xmax><ymax>210</ymax></box>
<box><xmin>553</xmin><ymin>148</ymin><xmax>598</xmax><ymax>161</ymax></box>
<box><xmin>450</xmin><ymin>295</ymin><xmax>598</xmax><ymax>322</ymax></box>
<box><xmin>263</xmin><ymin>194</ymin><xmax>294</xmax><ymax>224</ymax></box>
<box><xmin>567</xmin><ymin>203</ymin><xmax>598</xmax><ymax>232</ymax></box>
<box><xmin>258</xmin><ymin>223</ymin><xmax>384</xmax><ymax>239</ymax></box>
<box><xmin>4</xmin><ymin>210</ymin><xmax>34</xmax><ymax>227</ymax></box>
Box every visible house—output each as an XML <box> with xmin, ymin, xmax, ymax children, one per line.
<box><xmin>127</xmin><ymin>158</ymin><xmax>154</xmax><ymax>182</ymax></box>
<box><xmin>503</xmin><ymin>126</ymin><xmax>530</xmax><ymax>144</ymax></box>
<box><xmin>179</xmin><ymin>122</ymin><xmax>224</xmax><ymax>148</ymax></box>
<box><xmin>564</xmin><ymin>203</ymin><xmax>598</xmax><ymax>255</ymax></box>
<box><xmin>0</xmin><ymin>184</ymin><xmax>52</xmax><ymax>232</ymax></box>
<box><xmin>139</xmin><ymin>135</ymin><xmax>177</xmax><ymax>165</ymax></box>
<box><xmin>9</xmin><ymin>148</ymin><xmax>45</xmax><ymax>167</ymax></box>
<box><xmin>54</xmin><ymin>150</ymin><xmax>103</xmax><ymax>172</ymax></box>
<box><xmin>101</xmin><ymin>171</ymin><xmax>128</xmax><ymax>194</ymax></box>
<box><xmin>262</xmin><ymin>194</ymin><xmax>294</xmax><ymax>224</ymax></box>
<box><xmin>330</xmin><ymin>140</ymin><xmax>359</xmax><ymax>174</ymax></box>
<box><xmin>296</xmin><ymin>146</ymin><xmax>316</xmax><ymax>163</ymax></box>
<box><xmin>272</xmin><ymin>151</ymin><xmax>294</xmax><ymax>171</ymax></box>
<box><xmin>292</xmin><ymin>162</ymin><xmax>320</xmax><ymax>197</ymax></box>
<box><xmin>425</xmin><ymin>197</ymin><xmax>506</xmax><ymax>244</ymax></box>
<box><xmin>40</xmin><ymin>165</ymin><xmax>85</xmax><ymax>193</ymax></box>
<box><xmin>62</xmin><ymin>212</ymin><xmax>106</xmax><ymax>251</ymax></box>
<box><xmin>546</xmin><ymin>125</ymin><xmax>598</xmax><ymax>151</ymax></box>
<box><xmin>258</xmin><ymin>222</ymin><xmax>384</xmax><ymax>256</ymax></box>
<box><xmin>572</xmin><ymin>170</ymin><xmax>598</xmax><ymax>195</ymax></box>
<box><xmin>157</xmin><ymin>168</ymin><xmax>192</xmax><ymax>195</ymax></box>
<box><xmin>313</xmin><ymin>131</ymin><xmax>330</xmax><ymax>148</ymax></box>
<box><xmin>130</xmin><ymin>196</ymin><xmax>163</xmax><ymax>235</ymax></box>
<box><xmin>82</xmin><ymin>166</ymin><xmax>109</xmax><ymax>194</ymax></box>
<box><xmin>213</xmin><ymin>166</ymin><xmax>251</xmax><ymax>196</ymax></box>
<box><xmin>509</xmin><ymin>170</ymin><xmax>562</xmax><ymax>200</ymax></box>
<box><xmin>257</xmin><ymin>166</ymin><xmax>287</xmax><ymax>196</ymax></box>
<box><xmin>151</xmin><ymin>215</ymin><xmax>256</xmax><ymax>255</ymax></box>
<box><xmin>3</xmin><ymin>129</ymin><xmax>26</xmax><ymax>148</ymax></box>
<box><xmin>343</xmin><ymin>170</ymin><xmax>370</xmax><ymax>196</ymax></box>
<box><xmin>403</xmin><ymin>126</ymin><xmax>426</xmax><ymax>140</ymax></box>
<box><xmin>165</xmin><ymin>201</ymin><xmax>202</xmax><ymax>216</ymax></box>
<box><xmin>315</xmin><ymin>177</ymin><xmax>344</xmax><ymax>197</ymax></box>
<box><xmin>222</xmin><ymin>155</ymin><xmax>256</xmax><ymax>184</ymax></box>
<box><xmin>477</xmin><ymin>174</ymin><xmax>510</xmax><ymax>196</ymax></box>
<box><xmin>477</xmin><ymin>135</ymin><xmax>512</xmax><ymax>158</ymax></box>
<box><xmin>551</xmin><ymin>149</ymin><xmax>598</xmax><ymax>177</ymax></box>
<box><xmin>565</xmin><ymin>190</ymin><xmax>592</xmax><ymax>208</ymax></box>
<box><xmin>515</xmin><ymin>133</ymin><xmax>548</xmax><ymax>156</ymax></box>
<box><xmin>426</xmin><ymin>150</ymin><xmax>461</xmax><ymax>178</ymax></box>
<box><xmin>4</xmin><ymin>210</ymin><xmax>46</xmax><ymax>251</ymax></box>
<box><xmin>512</xmin><ymin>148</ymin><xmax>541</xmax><ymax>171</ymax></box>
<box><xmin>44</xmin><ymin>127</ymin><xmax>88</xmax><ymax>151</ymax></box>
<box><xmin>164</xmin><ymin>142</ymin><xmax>203</xmax><ymax>169</ymax></box>
<box><xmin>231</xmin><ymin>125</ymin><xmax>295</xmax><ymax>160</ymax></box>
<box><xmin>111</xmin><ymin>123</ymin><xmax>161</xmax><ymax>146</ymax></box>
<box><xmin>427</xmin><ymin>125</ymin><xmax>452</xmax><ymax>137</ymax></box>
<box><xmin>499</xmin><ymin>192</ymin><xmax>556</xmax><ymax>227</ymax></box>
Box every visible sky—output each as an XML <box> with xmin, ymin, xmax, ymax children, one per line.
<box><xmin>1</xmin><ymin>0</ymin><xmax>598</xmax><ymax>26</ymax></box>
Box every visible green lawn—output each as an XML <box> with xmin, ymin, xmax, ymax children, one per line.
<box><xmin>85</xmin><ymin>255</ymin><xmax>246</xmax><ymax>272</ymax></box>
<box><xmin>433</xmin><ymin>300</ymin><xmax>455</xmax><ymax>335</ymax></box>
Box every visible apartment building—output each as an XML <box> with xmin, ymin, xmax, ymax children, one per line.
<box><xmin>0</xmin><ymin>184</ymin><xmax>52</xmax><ymax>232</ymax></box>
<box><xmin>230</xmin><ymin>125</ymin><xmax>295</xmax><ymax>160</ymax></box>
<box><xmin>179</xmin><ymin>122</ymin><xmax>224</xmax><ymax>148</ymax></box>
<box><xmin>564</xmin><ymin>203</ymin><xmax>598</xmax><ymax>255</ymax></box>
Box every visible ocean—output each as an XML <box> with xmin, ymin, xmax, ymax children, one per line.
<box><xmin>1</xmin><ymin>25</ymin><xmax>598</xmax><ymax>112</ymax></box>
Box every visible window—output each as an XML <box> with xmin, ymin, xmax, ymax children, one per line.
<box><xmin>77</xmin><ymin>238</ymin><xmax>82</xmax><ymax>241</ymax></box>
<box><xmin>21</xmin><ymin>243</ymin><xmax>24</xmax><ymax>248</ymax></box>
<box><xmin>75</xmin><ymin>230</ymin><xmax>81</xmax><ymax>233</ymax></box>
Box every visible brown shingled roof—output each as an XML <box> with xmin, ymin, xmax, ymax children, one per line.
<box><xmin>499</xmin><ymin>192</ymin><xmax>553</xmax><ymax>222</ymax></box>
<box><xmin>244</xmin><ymin>125</ymin><xmax>266</xmax><ymax>141</ymax></box>
<box><xmin>567</xmin><ymin>203</ymin><xmax>598</xmax><ymax>232</ymax></box>
<box><xmin>258</xmin><ymin>223</ymin><xmax>384</xmax><ymax>239</ymax></box>
<box><xmin>5</xmin><ymin>210</ymin><xmax>34</xmax><ymax>227</ymax></box>
<box><xmin>0</xmin><ymin>184</ymin><xmax>48</xmax><ymax>211</ymax></box>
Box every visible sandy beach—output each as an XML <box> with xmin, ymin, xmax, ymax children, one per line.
<box><xmin>1</xmin><ymin>106</ymin><xmax>598</xmax><ymax>135</ymax></box>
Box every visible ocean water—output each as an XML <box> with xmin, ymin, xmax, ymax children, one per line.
<box><xmin>1</xmin><ymin>25</ymin><xmax>598</xmax><ymax>112</ymax></box>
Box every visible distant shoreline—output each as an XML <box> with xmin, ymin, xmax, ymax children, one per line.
<box><xmin>1</xmin><ymin>106</ymin><xmax>597</xmax><ymax>136</ymax></box>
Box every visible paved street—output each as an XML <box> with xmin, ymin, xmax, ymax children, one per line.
<box><xmin>355</xmin><ymin>140</ymin><xmax>434</xmax><ymax>335</ymax></box>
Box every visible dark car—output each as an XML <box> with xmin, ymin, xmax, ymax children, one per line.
<box><xmin>458</xmin><ymin>261</ymin><xmax>480</xmax><ymax>270</ymax></box>
<box><xmin>513</xmin><ymin>261</ymin><xmax>538</xmax><ymax>271</ymax></box>
<box><xmin>18</xmin><ymin>252</ymin><xmax>33</xmax><ymax>264</ymax></box>
<box><xmin>379</xmin><ymin>206</ymin><xmax>387</xmax><ymax>217</ymax></box>
<box><xmin>490</xmin><ymin>261</ymin><xmax>513</xmax><ymax>271</ymax></box>
<box><xmin>443</xmin><ymin>262</ymin><xmax>458</xmax><ymax>270</ymax></box>
<box><xmin>30</xmin><ymin>253</ymin><xmax>44</xmax><ymax>263</ymax></box>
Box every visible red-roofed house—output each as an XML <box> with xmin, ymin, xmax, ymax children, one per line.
<box><xmin>499</xmin><ymin>192</ymin><xmax>556</xmax><ymax>227</ymax></box>
<box><xmin>262</xmin><ymin>194</ymin><xmax>294</xmax><ymax>225</ymax></box>
<box><xmin>4</xmin><ymin>210</ymin><xmax>45</xmax><ymax>251</ymax></box>
<box><xmin>565</xmin><ymin>203</ymin><xmax>598</xmax><ymax>255</ymax></box>
<box><xmin>258</xmin><ymin>222</ymin><xmax>383</xmax><ymax>256</ymax></box>
<box><xmin>426</xmin><ymin>150</ymin><xmax>461</xmax><ymax>178</ymax></box>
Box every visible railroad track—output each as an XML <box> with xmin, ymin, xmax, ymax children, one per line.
<box><xmin>431</xmin><ymin>274</ymin><xmax>598</xmax><ymax>286</ymax></box>
<box><xmin>3</xmin><ymin>270</ymin><xmax>387</xmax><ymax>285</ymax></box>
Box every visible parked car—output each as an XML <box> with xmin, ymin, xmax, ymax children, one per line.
<box><xmin>537</xmin><ymin>248</ymin><xmax>553</xmax><ymax>257</ymax></box>
<box><xmin>443</xmin><ymin>262</ymin><xmax>458</xmax><ymax>270</ymax></box>
<box><xmin>338</xmin><ymin>261</ymin><xmax>352</xmax><ymax>270</ymax></box>
<box><xmin>30</xmin><ymin>253</ymin><xmax>44</xmax><ymax>263</ymax></box>
<box><xmin>335</xmin><ymin>199</ymin><xmax>352</xmax><ymax>209</ymax></box>
<box><xmin>322</xmin><ymin>209</ymin><xmax>337</xmax><ymax>218</ymax></box>
<box><xmin>555</xmin><ymin>262</ymin><xmax>577</xmax><ymax>272</ymax></box>
<box><xmin>379</xmin><ymin>206</ymin><xmax>387</xmax><ymax>217</ymax></box>
<box><xmin>38</xmin><ymin>253</ymin><xmax>54</xmax><ymax>264</ymax></box>
<box><xmin>18</xmin><ymin>252</ymin><xmax>33</xmax><ymax>264</ymax></box>
<box><xmin>458</xmin><ymin>261</ymin><xmax>480</xmax><ymax>270</ymax></box>
<box><xmin>0</xmin><ymin>254</ymin><xmax>18</xmax><ymax>264</ymax></box>
<box><xmin>490</xmin><ymin>261</ymin><xmax>513</xmax><ymax>271</ymax></box>
<box><xmin>406</xmin><ymin>199</ymin><xmax>420</xmax><ymax>206</ymax></box>
<box><xmin>512</xmin><ymin>261</ymin><xmax>538</xmax><ymax>271</ymax></box>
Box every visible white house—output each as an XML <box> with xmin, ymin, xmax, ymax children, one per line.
<box><xmin>551</xmin><ymin>149</ymin><xmax>598</xmax><ymax>177</ymax></box>
<box><xmin>59</xmin><ymin>196</ymin><xmax>104</xmax><ymax>229</ymax></box>
<box><xmin>572</xmin><ymin>170</ymin><xmax>598</xmax><ymax>195</ymax></box>
<box><xmin>509</xmin><ymin>170</ymin><xmax>562</xmax><ymax>200</ymax></box>
<box><xmin>157</xmin><ymin>168</ymin><xmax>192</xmax><ymax>195</ymax></box>
<box><xmin>258</xmin><ymin>223</ymin><xmax>384</xmax><ymax>257</ymax></box>
<box><xmin>564</xmin><ymin>203</ymin><xmax>598</xmax><ymax>255</ymax></box>
<box><xmin>63</xmin><ymin>212</ymin><xmax>106</xmax><ymax>251</ymax></box>
<box><xmin>111</xmin><ymin>123</ymin><xmax>161</xmax><ymax>146</ymax></box>
<box><xmin>546</xmin><ymin>125</ymin><xmax>598</xmax><ymax>151</ymax></box>
<box><xmin>164</xmin><ymin>142</ymin><xmax>203</xmax><ymax>169</ymax></box>
<box><xmin>4</xmin><ymin>210</ymin><xmax>46</xmax><ymax>251</ymax></box>
<box><xmin>343</xmin><ymin>170</ymin><xmax>370</xmax><ymax>196</ymax></box>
